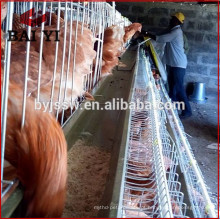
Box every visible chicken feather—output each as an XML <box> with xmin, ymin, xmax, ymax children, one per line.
<box><xmin>3</xmin><ymin>79</ymin><xmax>67</xmax><ymax>218</ymax></box>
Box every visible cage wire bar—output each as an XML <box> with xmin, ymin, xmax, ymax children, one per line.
<box><xmin>159</xmin><ymin>77</ymin><xmax>217</xmax><ymax>218</ymax></box>
<box><xmin>117</xmin><ymin>47</ymin><xmax>187</xmax><ymax>218</ymax></box>
<box><xmin>1</xmin><ymin>1</ymin><xmax>131</xmax><ymax>201</ymax></box>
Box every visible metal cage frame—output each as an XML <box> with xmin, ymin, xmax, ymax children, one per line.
<box><xmin>1</xmin><ymin>1</ymin><xmax>131</xmax><ymax>203</ymax></box>
<box><xmin>117</xmin><ymin>48</ymin><xmax>187</xmax><ymax>218</ymax></box>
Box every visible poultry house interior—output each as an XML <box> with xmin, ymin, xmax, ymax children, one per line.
<box><xmin>1</xmin><ymin>1</ymin><xmax>218</xmax><ymax>219</ymax></box>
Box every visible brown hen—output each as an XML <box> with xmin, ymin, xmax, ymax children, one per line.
<box><xmin>101</xmin><ymin>25</ymin><xmax>125</xmax><ymax>75</ymax></box>
<box><xmin>2</xmin><ymin>77</ymin><xmax>67</xmax><ymax>217</ymax></box>
<box><xmin>30</xmin><ymin>21</ymin><xmax>96</xmax><ymax>113</ymax></box>
<box><xmin>123</xmin><ymin>23</ymin><xmax>142</xmax><ymax>43</ymax></box>
<box><xmin>7</xmin><ymin>17</ymin><xmax>96</xmax><ymax>114</ymax></box>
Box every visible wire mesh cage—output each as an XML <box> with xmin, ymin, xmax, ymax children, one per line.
<box><xmin>2</xmin><ymin>2</ymin><xmax>216</xmax><ymax>218</ymax></box>
<box><xmin>159</xmin><ymin>77</ymin><xmax>218</xmax><ymax>218</ymax></box>
<box><xmin>117</xmin><ymin>49</ymin><xmax>187</xmax><ymax>218</ymax></box>
<box><xmin>141</xmin><ymin>42</ymin><xmax>217</xmax><ymax>218</ymax></box>
<box><xmin>1</xmin><ymin>1</ymin><xmax>131</xmax><ymax>205</ymax></box>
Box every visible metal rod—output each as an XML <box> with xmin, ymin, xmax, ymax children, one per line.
<box><xmin>49</xmin><ymin>2</ymin><xmax>61</xmax><ymax>113</ymax></box>
<box><xmin>138</xmin><ymin>38</ymin><xmax>151</xmax><ymax>46</ymax></box>
<box><xmin>56</xmin><ymin>2</ymin><xmax>67</xmax><ymax>124</ymax></box>
<box><xmin>112</xmin><ymin>2</ymin><xmax>116</xmax><ymax>25</ymax></box>
<box><xmin>58</xmin><ymin>2</ymin><xmax>73</xmax><ymax>121</ymax></box>
<box><xmin>70</xmin><ymin>2</ymin><xmax>80</xmax><ymax>114</ymax></box>
<box><xmin>36</xmin><ymin>2</ymin><xmax>39</xmax><ymax>26</ymax></box>
<box><xmin>37</xmin><ymin>2</ymin><xmax>46</xmax><ymax>101</ymax></box>
<box><xmin>49</xmin><ymin>2</ymin><xmax>52</xmax><ymax>26</ymax></box>
<box><xmin>97</xmin><ymin>4</ymin><xmax>105</xmax><ymax>81</ymax></box>
<box><xmin>81</xmin><ymin>2</ymin><xmax>86</xmax><ymax>34</ymax></box>
<box><xmin>1</xmin><ymin>180</ymin><xmax>14</xmax><ymax>198</ymax></box>
<box><xmin>92</xmin><ymin>3</ymin><xmax>102</xmax><ymax>87</ymax></box>
<box><xmin>21</xmin><ymin>2</ymin><xmax>33</xmax><ymax>127</ymax></box>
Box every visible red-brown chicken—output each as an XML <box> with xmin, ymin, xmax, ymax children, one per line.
<box><xmin>1</xmin><ymin>6</ymin><xmax>67</xmax><ymax>216</ymax></box>
<box><xmin>1</xmin><ymin>76</ymin><xmax>67</xmax><ymax>217</ymax></box>
<box><xmin>9</xmin><ymin>42</ymin><xmax>52</xmax><ymax>96</ymax></box>
<box><xmin>123</xmin><ymin>23</ymin><xmax>142</xmax><ymax>43</ymax></box>
<box><xmin>30</xmin><ymin>21</ymin><xmax>96</xmax><ymax>113</ymax></box>
<box><xmin>101</xmin><ymin>25</ymin><xmax>125</xmax><ymax>75</ymax></box>
<box><xmin>8</xmin><ymin>16</ymin><xmax>96</xmax><ymax>114</ymax></box>
<box><xmin>1</xmin><ymin>3</ymin><xmax>53</xmax><ymax>98</ymax></box>
<box><xmin>101</xmin><ymin>23</ymin><xmax>142</xmax><ymax>76</ymax></box>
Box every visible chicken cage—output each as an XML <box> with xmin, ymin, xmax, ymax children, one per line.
<box><xmin>115</xmin><ymin>50</ymin><xmax>186</xmax><ymax>218</ymax></box>
<box><xmin>114</xmin><ymin>45</ymin><xmax>217</xmax><ymax>218</ymax></box>
<box><xmin>1</xmin><ymin>1</ymin><xmax>218</xmax><ymax>219</ymax></box>
<box><xmin>1</xmin><ymin>1</ymin><xmax>132</xmax><ymax>216</ymax></box>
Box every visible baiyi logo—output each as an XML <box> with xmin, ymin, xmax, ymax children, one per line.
<box><xmin>7</xmin><ymin>8</ymin><xmax>60</xmax><ymax>42</ymax></box>
<box><xmin>20</xmin><ymin>8</ymin><xmax>46</xmax><ymax>27</ymax></box>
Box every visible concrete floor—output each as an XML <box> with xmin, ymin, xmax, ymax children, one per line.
<box><xmin>181</xmin><ymin>88</ymin><xmax>219</xmax><ymax>203</ymax></box>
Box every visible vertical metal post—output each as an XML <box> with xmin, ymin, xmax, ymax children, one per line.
<box><xmin>56</xmin><ymin>2</ymin><xmax>67</xmax><ymax>124</ymax></box>
<box><xmin>49</xmin><ymin>2</ymin><xmax>61</xmax><ymax>113</ymax></box>
<box><xmin>98</xmin><ymin>3</ymin><xmax>105</xmax><ymax>80</ymax></box>
<box><xmin>59</xmin><ymin>2</ymin><xmax>73</xmax><ymax>124</ymax></box>
<box><xmin>36</xmin><ymin>2</ymin><xmax>39</xmax><ymax>25</ymax></box>
<box><xmin>70</xmin><ymin>2</ymin><xmax>80</xmax><ymax>114</ymax></box>
<box><xmin>37</xmin><ymin>1</ymin><xmax>46</xmax><ymax>101</ymax></box>
<box><xmin>21</xmin><ymin>2</ymin><xmax>33</xmax><ymax>127</ymax></box>
<box><xmin>112</xmin><ymin>2</ymin><xmax>116</xmax><ymax>25</ymax></box>
<box><xmin>92</xmin><ymin>3</ymin><xmax>102</xmax><ymax>87</ymax></box>
<box><xmin>49</xmin><ymin>2</ymin><xmax>53</xmax><ymax>26</ymax></box>
<box><xmin>81</xmin><ymin>2</ymin><xmax>86</xmax><ymax>34</ymax></box>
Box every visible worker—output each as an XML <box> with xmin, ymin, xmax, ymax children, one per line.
<box><xmin>146</xmin><ymin>12</ymin><xmax>192</xmax><ymax>119</ymax></box>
